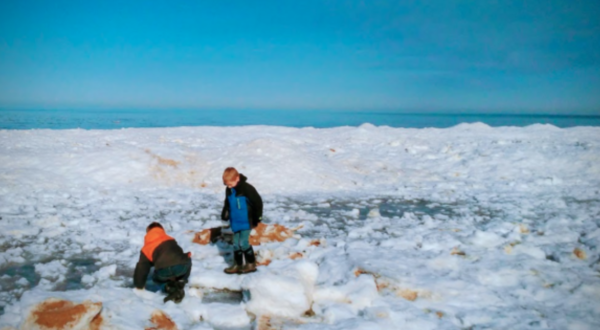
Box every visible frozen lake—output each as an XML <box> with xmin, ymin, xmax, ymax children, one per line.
<box><xmin>1</xmin><ymin>124</ymin><xmax>599</xmax><ymax>329</ymax></box>
<box><xmin>0</xmin><ymin>196</ymin><xmax>483</xmax><ymax>312</ymax></box>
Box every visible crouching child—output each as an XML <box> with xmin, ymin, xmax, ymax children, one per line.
<box><xmin>134</xmin><ymin>222</ymin><xmax>192</xmax><ymax>303</ymax></box>
<box><xmin>222</xmin><ymin>167</ymin><xmax>263</xmax><ymax>274</ymax></box>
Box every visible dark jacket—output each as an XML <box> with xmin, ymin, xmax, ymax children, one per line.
<box><xmin>133</xmin><ymin>227</ymin><xmax>190</xmax><ymax>289</ymax></box>
<box><xmin>221</xmin><ymin>174</ymin><xmax>263</xmax><ymax>232</ymax></box>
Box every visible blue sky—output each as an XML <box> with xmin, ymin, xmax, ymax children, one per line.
<box><xmin>0</xmin><ymin>0</ymin><xmax>599</xmax><ymax>112</ymax></box>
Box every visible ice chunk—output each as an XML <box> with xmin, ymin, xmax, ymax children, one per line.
<box><xmin>512</xmin><ymin>244</ymin><xmax>546</xmax><ymax>259</ymax></box>
<box><xmin>16</xmin><ymin>277</ymin><xmax>29</xmax><ymax>287</ymax></box>
<box><xmin>81</xmin><ymin>274</ymin><xmax>95</xmax><ymax>285</ymax></box>
<box><xmin>477</xmin><ymin>269</ymin><xmax>522</xmax><ymax>287</ymax></box>
<box><xmin>93</xmin><ymin>264</ymin><xmax>117</xmax><ymax>281</ymax></box>
<box><xmin>367</xmin><ymin>208</ymin><xmax>381</xmax><ymax>218</ymax></box>
<box><xmin>197</xmin><ymin>303</ymin><xmax>250</xmax><ymax>329</ymax></box>
<box><xmin>242</xmin><ymin>260</ymin><xmax>319</xmax><ymax>318</ymax></box>
<box><xmin>35</xmin><ymin>260</ymin><xmax>68</xmax><ymax>281</ymax></box>
<box><xmin>314</xmin><ymin>275</ymin><xmax>379</xmax><ymax>313</ymax></box>
<box><xmin>471</xmin><ymin>231</ymin><xmax>504</xmax><ymax>248</ymax></box>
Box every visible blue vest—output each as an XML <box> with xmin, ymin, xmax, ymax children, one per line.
<box><xmin>228</xmin><ymin>188</ymin><xmax>250</xmax><ymax>232</ymax></box>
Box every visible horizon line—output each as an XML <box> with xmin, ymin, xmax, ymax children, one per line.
<box><xmin>1</xmin><ymin>106</ymin><xmax>599</xmax><ymax>116</ymax></box>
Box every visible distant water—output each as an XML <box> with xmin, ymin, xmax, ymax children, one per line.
<box><xmin>1</xmin><ymin>109</ymin><xmax>599</xmax><ymax>129</ymax></box>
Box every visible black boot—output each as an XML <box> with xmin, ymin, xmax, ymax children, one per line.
<box><xmin>224</xmin><ymin>250</ymin><xmax>244</xmax><ymax>274</ymax></box>
<box><xmin>165</xmin><ymin>281</ymin><xmax>178</xmax><ymax>294</ymax></box>
<box><xmin>163</xmin><ymin>280</ymin><xmax>185</xmax><ymax>304</ymax></box>
<box><xmin>164</xmin><ymin>288</ymin><xmax>185</xmax><ymax>303</ymax></box>
<box><xmin>240</xmin><ymin>247</ymin><xmax>257</xmax><ymax>274</ymax></box>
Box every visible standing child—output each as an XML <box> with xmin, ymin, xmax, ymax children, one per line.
<box><xmin>133</xmin><ymin>222</ymin><xmax>192</xmax><ymax>303</ymax></box>
<box><xmin>221</xmin><ymin>167</ymin><xmax>263</xmax><ymax>274</ymax></box>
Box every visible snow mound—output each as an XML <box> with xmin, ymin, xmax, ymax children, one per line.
<box><xmin>242</xmin><ymin>260</ymin><xmax>319</xmax><ymax>318</ymax></box>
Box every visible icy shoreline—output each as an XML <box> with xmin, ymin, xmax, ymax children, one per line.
<box><xmin>1</xmin><ymin>124</ymin><xmax>599</xmax><ymax>329</ymax></box>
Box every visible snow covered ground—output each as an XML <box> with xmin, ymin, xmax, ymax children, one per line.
<box><xmin>0</xmin><ymin>123</ymin><xmax>599</xmax><ymax>329</ymax></box>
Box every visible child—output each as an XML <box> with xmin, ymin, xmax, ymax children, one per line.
<box><xmin>133</xmin><ymin>222</ymin><xmax>192</xmax><ymax>303</ymax></box>
<box><xmin>221</xmin><ymin>167</ymin><xmax>263</xmax><ymax>274</ymax></box>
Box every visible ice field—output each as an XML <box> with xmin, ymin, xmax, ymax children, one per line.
<box><xmin>0</xmin><ymin>123</ymin><xmax>599</xmax><ymax>329</ymax></box>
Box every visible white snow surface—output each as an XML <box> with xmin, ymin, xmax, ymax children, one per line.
<box><xmin>0</xmin><ymin>123</ymin><xmax>599</xmax><ymax>329</ymax></box>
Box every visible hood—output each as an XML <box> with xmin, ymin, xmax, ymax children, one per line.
<box><xmin>144</xmin><ymin>227</ymin><xmax>168</xmax><ymax>244</ymax></box>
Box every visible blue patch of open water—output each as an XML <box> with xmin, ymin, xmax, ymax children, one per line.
<box><xmin>1</xmin><ymin>108</ymin><xmax>599</xmax><ymax>129</ymax></box>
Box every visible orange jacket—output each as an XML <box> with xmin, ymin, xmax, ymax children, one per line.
<box><xmin>141</xmin><ymin>227</ymin><xmax>175</xmax><ymax>262</ymax></box>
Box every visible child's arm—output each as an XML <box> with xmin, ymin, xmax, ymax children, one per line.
<box><xmin>246</xmin><ymin>184</ymin><xmax>263</xmax><ymax>225</ymax></box>
<box><xmin>133</xmin><ymin>252</ymin><xmax>152</xmax><ymax>289</ymax></box>
<box><xmin>221</xmin><ymin>192</ymin><xmax>230</xmax><ymax>221</ymax></box>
